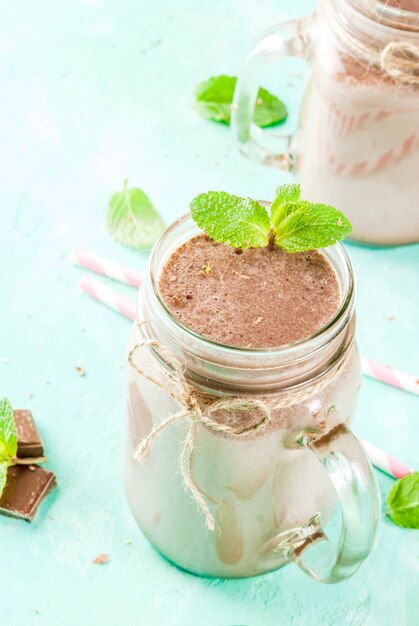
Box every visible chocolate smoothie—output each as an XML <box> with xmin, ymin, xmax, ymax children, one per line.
<box><xmin>159</xmin><ymin>234</ymin><xmax>340</xmax><ymax>348</ymax></box>
<box><xmin>124</xmin><ymin>217</ymin><xmax>362</xmax><ymax>578</ymax></box>
<box><xmin>297</xmin><ymin>32</ymin><xmax>419</xmax><ymax>245</ymax></box>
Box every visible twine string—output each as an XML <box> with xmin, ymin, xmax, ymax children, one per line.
<box><xmin>380</xmin><ymin>41</ymin><xmax>419</xmax><ymax>85</ymax></box>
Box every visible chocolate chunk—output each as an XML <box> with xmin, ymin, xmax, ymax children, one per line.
<box><xmin>0</xmin><ymin>465</ymin><xmax>56</xmax><ymax>522</ymax></box>
<box><xmin>14</xmin><ymin>410</ymin><xmax>44</xmax><ymax>458</ymax></box>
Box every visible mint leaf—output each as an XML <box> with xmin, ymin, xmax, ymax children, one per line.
<box><xmin>271</xmin><ymin>183</ymin><xmax>302</xmax><ymax>227</ymax></box>
<box><xmin>0</xmin><ymin>397</ymin><xmax>17</xmax><ymax>463</ymax></box>
<box><xmin>274</xmin><ymin>182</ymin><xmax>301</xmax><ymax>206</ymax></box>
<box><xmin>194</xmin><ymin>75</ymin><xmax>287</xmax><ymax>128</ymax></box>
<box><xmin>107</xmin><ymin>180</ymin><xmax>165</xmax><ymax>250</ymax></box>
<box><xmin>194</xmin><ymin>75</ymin><xmax>235</xmax><ymax>124</ymax></box>
<box><xmin>0</xmin><ymin>398</ymin><xmax>17</xmax><ymax>498</ymax></box>
<box><xmin>253</xmin><ymin>86</ymin><xmax>288</xmax><ymax>128</ymax></box>
<box><xmin>387</xmin><ymin>472</ymin><xmax>419</xmax><ymax>529</ymax></box>
<box><xmin>0</xmin><ymin>461</ymin><xmax>8</xmax><ymax>498</ymax></box>
<box><xmin>271</xmin><ymin>200</ymin><xmax>314</xmax><ymax>233</ymax></box>
<box><xmin>274</xmin><ymin>202</ymin><xmax>352</xmax><ymax>253</ymax></box>
<box><xmin>190</xmin><ymin>191</ymin><xmax>271</xmax><ymax>248</ymax></box>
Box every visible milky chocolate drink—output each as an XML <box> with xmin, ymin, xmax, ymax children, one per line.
<box><xmin>296</xmin><ymin>53</ymin><xmax>419</xmax><ymax>245</ymax></box>
<box><xmin>159</xmin><ymin>234</ymin><xmax>340</xmax><ymax>348</ymax></box>
<box><xmin>124</xmin><ymin>226</ymin><xmax>361</xmax><ymax>577</ymax></box>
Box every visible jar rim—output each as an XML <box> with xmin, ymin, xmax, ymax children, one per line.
<box><xmin>334</xmin><ymin>0</ymin><xmax>419</xmax><ymax>34</ymax></box>
<box><xmin>142</xmin><ymin>212</ymin><xmax>355</xmax><ymax>360</ymax></box>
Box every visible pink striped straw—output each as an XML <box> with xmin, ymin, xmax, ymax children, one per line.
<box><xmin>79</xmin><ymin>278</ymin><xmax>414</xmax><ymax>481</ymax></box>
<box><xmin>72</xmin><ymin>248</ymin><xmax>142</xmax><ymax>288</ymax></box>
<box><xmin>80</xmin><ymin>276</ymin><xmax>136</xmax><ymax>321</ymax></box>
<box><xmin>358</xmin><ymin>438</ymin><xmax>414</xmax><ymax>480</ymax></box>
<box><xmin>361</xmin><ymin>357</ymin><xmax>419</xmax><ymax>397</ymax></box>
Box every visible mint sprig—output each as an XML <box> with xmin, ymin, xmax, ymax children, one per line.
<box><xmin>194</xmin><ymin>75</ymin><xmax>287</xmax><ymax>128</ymax></box>
<box><xmin>0</xmin><ymin>398</ymin><xmax>18</xmax><ymax>498</ymax></box>
<box><xmin>387</xmin><ymin>472</ymin><xmax>419</xmax><ymax>529</ymax></box>
<box><xmin>107</xmin><ymin>180</ymin><xmax>165</xmax><ymax>250</ymax></box>
<box><xmin>190</xmin><ymin>183</ymin><xmax>352</xmax><ymax>252</ymax></box>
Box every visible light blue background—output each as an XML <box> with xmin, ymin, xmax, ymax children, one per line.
<box><xmin>0</xmin><ymin>1</ymin><xmax>418</xmax><ymax>624</ymax></box>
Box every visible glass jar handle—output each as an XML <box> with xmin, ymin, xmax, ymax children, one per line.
<box><xmin>288</xmin><ymin>423</ymin><xmax>380</xmax><ymax>583</ymax></box>
<box><xmin>231</xmin><ymin>15</ymin><xmax>315</xmax><ymax>170</ymax></box>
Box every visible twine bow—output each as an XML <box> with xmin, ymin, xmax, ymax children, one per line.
<box><xmin>128</xmin><ymin>325</ymin><xmax>344</xmax><ymax>531</ymax></box>
<box><xmin>380</xmin><ymin>41</ymin><xmax>419</xmax><ymax>85</ymax></box>
<box><xmin>333</xmin><ymin>15</ymin><xmax>419</xmax><ymax>85</ymax></box>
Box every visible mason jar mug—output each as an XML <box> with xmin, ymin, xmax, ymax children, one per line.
<box><xmin>123</xmin><ymin>213</ymin><xmax>380</xmax><ymax>584</ymax></box>
<box><xmin>232</xmin><ymin>0</ymin><xmax>419</xmax><ymax>245</ymax></box>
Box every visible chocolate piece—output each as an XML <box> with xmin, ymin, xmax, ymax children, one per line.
<box><xmin>0</xmin><ymin>465</ymin><xmax>56</xmax><ymax>522</ymax></box>
<box><xmin>14</xmin><ymin>410</ymin><xmax>44</xmax><ymax>458</ymax></box>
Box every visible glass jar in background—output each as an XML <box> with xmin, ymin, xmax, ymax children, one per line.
<box><xmin>232</xmin><ymin>0</ymin><xmax>419</xmax><ymax>245</ymax></box>
<box><xmin>124</xmin><ymin>213</ymin><xmax>380</xmax><ymax>584</ymax></box>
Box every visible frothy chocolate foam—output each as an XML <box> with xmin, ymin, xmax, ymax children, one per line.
<box><xmin>159</xmin><ymin>234</ymin><xmax>340</xmax><ymax>348</ymax></box>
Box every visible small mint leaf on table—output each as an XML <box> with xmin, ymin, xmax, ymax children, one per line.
<box><xmin>194</xmin><ymin>75</ymin><xmax>287</xmax><ymax>128</ymax></box>
<box><xmin>194</xmin><ymin>75</ymin><xmax>235</xmax><ymax>124</ymax></box>
<box><xmin>107</xmin><ymin>180</ymin><xmax>165</xmax><ymax>250</ymax></box>
<box><xmin>387</xmin><ymin>472</ymin><xmax>419</xmax><ymax>529</ymax></box>
<box><xmin>0</xmin><ymin>461</ymin><xmax>8</xmax><ymax>498</ymax></box>
<box><xmin>0</xmin><ymin>397</ymin><xmax>17</xmax><ymax>463</ymax></box>
<box><xmin>190</xmin><ymin>191</ymin><xmax>271</xmax><ymax>248</ymax></box>
<box><xmin>0</xmin><ymin>397</ymin><xmax>17</xmax><ymax>497</ymax></box>
<box><xmin>253</xmin><ymin>86</ymin><xmax>288</xmax><ymax>128</ymax></box>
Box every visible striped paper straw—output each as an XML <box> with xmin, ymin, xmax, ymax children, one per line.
<box><xmin>80</xmin><ymin>276</ymin><xmax>136</xmax><ymax>321</ymax></box>
<box><xmin>359</xmin><ymin>438</ymin><xmax>414</xmax><ymax>480</ymax></box>
<box><xmin>361</xmin><ymin>357</ymin><xmax>419</xmax><ymax>397</ymax></box>
<box><xmin>72</xmin><ymin>248</ymin><xmax>142</xmax><ymax>288</ymax></box>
